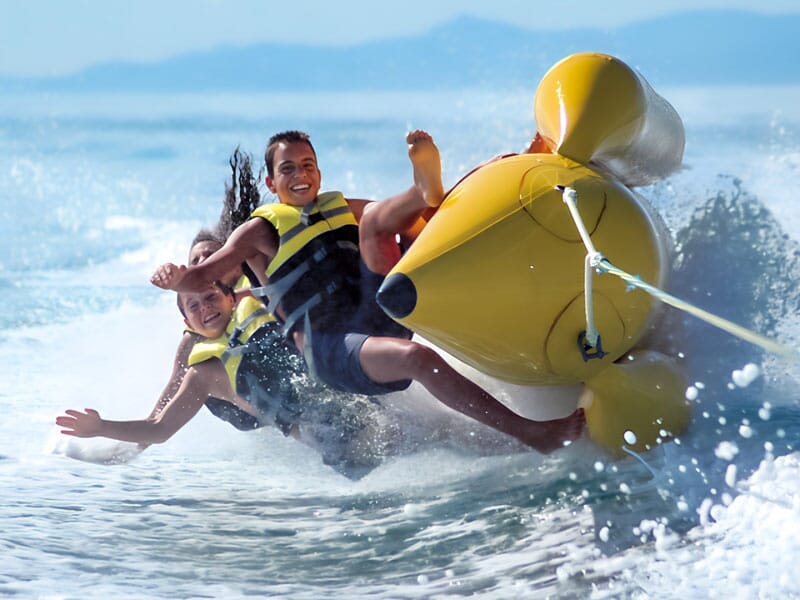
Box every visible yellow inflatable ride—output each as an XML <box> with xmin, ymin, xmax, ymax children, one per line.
<box><xmin>377</xmin><ymin>53</ymin><xmax>692</xmax><ymax>455</ymax></box>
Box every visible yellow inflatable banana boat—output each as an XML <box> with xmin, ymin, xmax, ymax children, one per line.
<box><xmin>377</xmin><ymin>53</ymin><xmax>691</xmax><ymax>455</ymax></box>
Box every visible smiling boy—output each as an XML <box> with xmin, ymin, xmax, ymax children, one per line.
<box><xmin>150</xmin><ymin>130</ymin><xmax>585</xmax><ymax>453</ymax></box>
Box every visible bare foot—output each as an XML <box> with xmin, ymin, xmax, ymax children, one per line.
<box><xmin>406</xmin><ymin>129</ymin><xmax>444</xmax><ymax>207</ymax></box>
<box><xmin>523</xmin><ymin>408</ymin><xmax>586</xmax><ymax>454</ymax></box>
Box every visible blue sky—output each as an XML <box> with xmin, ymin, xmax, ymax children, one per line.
<box><xmin>2</xmin><ymin>0</ymin><xmax>799</xmax><ymax>77</ymax></box>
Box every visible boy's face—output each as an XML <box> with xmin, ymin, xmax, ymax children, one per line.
<box><xmin>180</xmin><ymin>286</ymin><xmax>235</xmax><ymax>339</ymax></box>
<box><xmin>266</xmin><ymin>141</ymin><xmax>321</xmax><ymax>207</ymax></box>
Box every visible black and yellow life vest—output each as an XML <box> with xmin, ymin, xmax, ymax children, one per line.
<box><xmin>188</xmin><ymin>291</ymin><xmax>308</xmax><ymax>434</ymax></box>
<box><xmin>187</xmin><ymin>295</ymin><xmax>275</xmax><ymax>391</ymax></box>
<box><xmin>250</xmin><ymin>191</ymin><xmax>362</xmax><ymax>335</ymax></box>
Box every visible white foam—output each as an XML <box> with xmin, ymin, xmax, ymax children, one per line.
<box><xmin>608</xmin><ymin>453</ymin><xmax>800</xmax><ymax>598</ymax></box>
<box><xmin>714</xmin><ymin>441</ymin><xmax>739</xmax><ymax>461</ymax></box>
<box><xmin>731</xmin><ymin>363</ymin><xmax>761</xmax><ymax>388</ymax></box>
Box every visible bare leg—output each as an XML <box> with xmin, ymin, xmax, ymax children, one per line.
<box><xmin>359</xmin><ymin>337</ymin><xmax>585</xmax><ymax>454</ymax></box>
<box><xmin>359</xmin><ymin>130</ymin><xmax>445</xmax><ymax>274</ymax></box>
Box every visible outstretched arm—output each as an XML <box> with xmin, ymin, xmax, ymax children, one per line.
<box><xmin>56</xmin><ymin>360</ymin><xmax>235</xmax><ymax>446</ymax></box>
<box><xmin>151</xmin><ymin>218</ymin><xmax>279</xmax><ymax>292</ymax></box>
<box><xmin>124</xmin><ymin>331</ymin><xmax>200</xmax><ymax>451</ymax></box>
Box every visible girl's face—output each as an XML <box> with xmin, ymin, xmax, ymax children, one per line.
<box><xmin>188</xmin><ymin>240</ymin><xmax>242</xmax><ymax>287</ymax></box>
<box><xmin>189</xmin><ymin>240</ymin><xmax>221</xmax><ymax>266</ymax></box>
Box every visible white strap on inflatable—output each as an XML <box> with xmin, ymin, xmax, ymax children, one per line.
<box><xmin>559</xmin><ymin>186</ymin><xmax>793</xmax><ymax>358</ymax></box>
<box><xmin>561</xmin><ymin>187</ymin><xmax>604</xmax><ymax>348</ymax></box>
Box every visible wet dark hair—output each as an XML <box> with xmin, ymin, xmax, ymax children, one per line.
<box><xmin>186</xmin><ymin>147</ymin><xmax>260</xmax><ymax>259</ymax></box>
<box><xmin>264</xmin><ymin>130</ymin><xmax>316</xmax><ymax>178</ymax></box>
<box><xmin>177</xmin><ymin>147</ymin><xmax>260</xmax><ymax>320</ymax></box>
<box><xmin>187</xmin><ymin>229</ymin><xmax>224</xmax><ymax>267</ymax></box>
<box><xmin>214</xmin><ymin>146</ymin><xmax>262</xmax><ymax>240</ymax></box>
<box><xmin>190</xmin><ymin>228</ymin><xmax>223</xmax><ymax>251</ymax></box>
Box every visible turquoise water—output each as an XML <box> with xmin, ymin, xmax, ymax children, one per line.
<box><xmin>1</xmin><ymin>86</ymin><xmax>799</xmax><ymax>598</ymax></box>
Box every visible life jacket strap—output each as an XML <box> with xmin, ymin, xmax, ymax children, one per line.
<box><xmin>280</xmin><ymin>292</ymin><xmax>323</xmax><ymax>339</ymax></box>
<box><xmin>302</xmin><ymin>310</ymin><xmax>317</xmax><ymax>379</ymax></box>
<box><xmin>281</xmin><ymin>199</ymin><xmax>351</xmax><ymax>241</ymax></box>
<box><xmin>220</xmin><ymin>344</ymin><xmax>248</xmax><ymax>364</ymax></box>
<box><xmin>250</xmin><ymin>261</ymin><xmax>311</xmax><ymax>317</ymax></box>
<box><xmin>227</xmin><ymin>307</ymin><xmax>272</xmax><ymax>345</ymax></box>
<box><xmin>249</xmin><ymin>240</ymin><xmax>359</xmax><ymax>323</ymax></box>
<box><xmin>218</xmin><ymin>306</ymin><xmax>272</xmax><ymax>367</ymax></box>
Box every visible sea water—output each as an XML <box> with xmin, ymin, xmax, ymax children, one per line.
<box><xmin>1</xmin><ymin>85</ymin><xmax>799</xmax><ymax>599</ymax></box>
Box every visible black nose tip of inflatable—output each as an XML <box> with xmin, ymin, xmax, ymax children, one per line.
<box><xmin>377</xmin><ymin>273</ymin><xmax>417</xmax><ymax>319</ymax></box>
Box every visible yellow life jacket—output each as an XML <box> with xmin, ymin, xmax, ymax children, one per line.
<box><xmin>249</xmin><ymin>191</ymin><xmax>362</xmax><ymax>335</ymax></box>
<box><xmin>187</xmin><ymin>294</ymin><xmax>275</xmax><ymax>391</ymax></box>
<box><xmin>183</xmin><ymin>275</ymin><xmax>283</xmax><ymax>431</ymax></box>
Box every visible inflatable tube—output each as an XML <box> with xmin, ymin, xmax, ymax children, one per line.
<box><xmin>377</xmin><ymin>53</ymin><xmax>691</xmax><ymax>454</ymax></box>
<box><xmin>534</xmin><ymin>52</ymin><xmax>685</xmax><ymax>187</ymax></box>
<box><xmin>580</xmin><ymin>350</ymin><xmax>689</xmax><ymax>455</ymax></box>
<box><xmin>379</xmin><ymin>153</ymin><xmax>668</xmax><ymax>386</ymax></box>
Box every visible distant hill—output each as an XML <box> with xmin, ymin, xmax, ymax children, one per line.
<box><xmin>3</xmin><ymin>10</ymin><xmax>798</xmax><ymax>92</ymax></box>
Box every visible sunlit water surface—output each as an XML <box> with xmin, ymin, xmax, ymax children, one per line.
<box><xmin>1</xmin><ymin>85</ymin><xmax>799</xmax><ymax>598</ymax></box>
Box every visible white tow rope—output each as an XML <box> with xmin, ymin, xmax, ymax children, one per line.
<box><xmin>559</xmin><ymin>186</ymin><xmax>793</xmax><ymax>358</ymax></box>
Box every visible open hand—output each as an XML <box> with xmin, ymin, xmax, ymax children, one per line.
<box><xmin>56</xmin><ymin>408</ymin><xmax>104</xmax><ymax>438</ymax></box>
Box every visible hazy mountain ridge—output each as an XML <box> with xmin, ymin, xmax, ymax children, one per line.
<box><xmin>3</xmin><ymin>10</ymin><xmax>798</xmax><ymax>91</ymax></box>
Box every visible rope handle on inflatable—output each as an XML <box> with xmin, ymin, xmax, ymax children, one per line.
<box><xmin>559</xmin><ymin>186</ymin><xmax>605</xmax><ymax>349</ymax></box>
<box><xmin>559</xmin><ymin>186</ymin><xmax>794</xmax><ymax>358</ymax></box>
